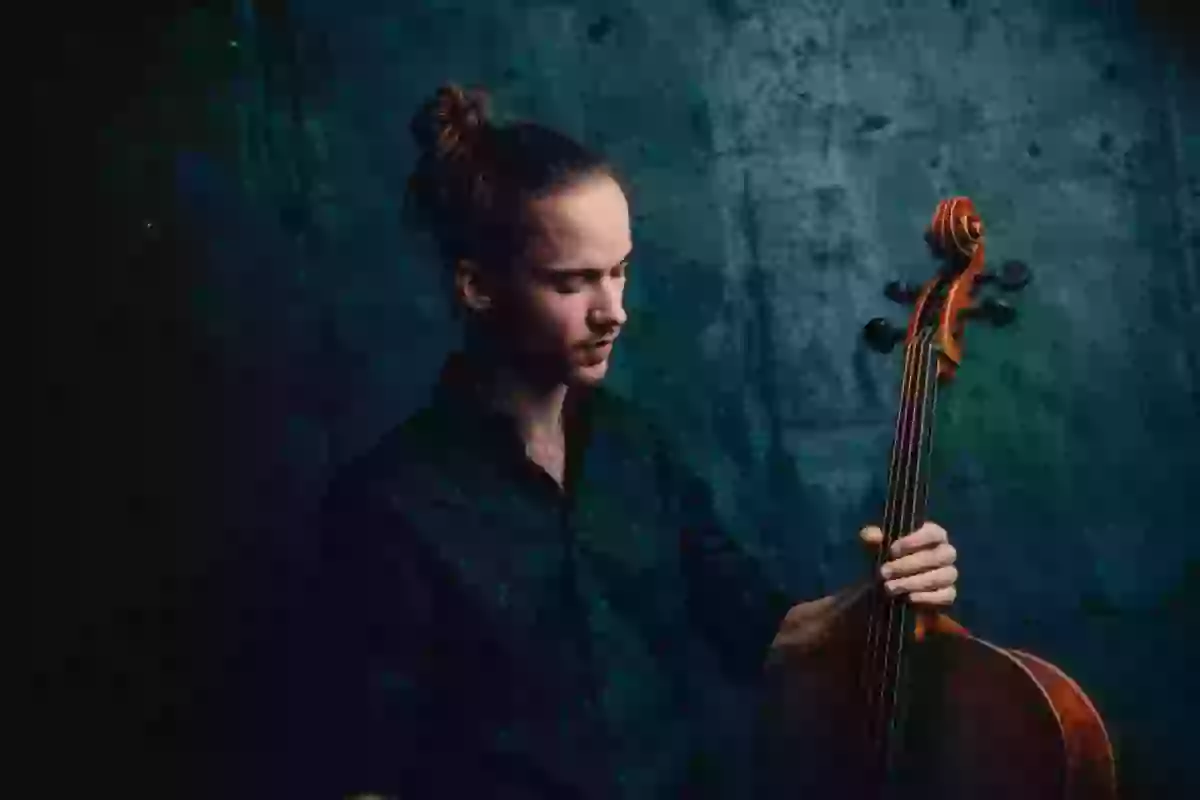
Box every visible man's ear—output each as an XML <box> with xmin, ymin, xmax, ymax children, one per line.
<box><xmin>454</xmin><ymin>258</ymin><xmax>493</xmax><ymax>312</ymax></box>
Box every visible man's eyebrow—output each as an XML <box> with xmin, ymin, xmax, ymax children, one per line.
<box><xmin>547</xmin><ymin>250</ymin><xmax>634</xmax><ymax>276</ymax></box>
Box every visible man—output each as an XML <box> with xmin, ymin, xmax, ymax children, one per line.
<box><xmin>309</xmin><ymin>84</ymin><xmax>958</xmax><ymax>799</ymax></box>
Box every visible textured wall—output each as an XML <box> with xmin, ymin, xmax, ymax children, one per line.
<box><xmin>42</xmin><ymin>0</ymin><xmax>1197</xmax><ymax>797</ymax></box>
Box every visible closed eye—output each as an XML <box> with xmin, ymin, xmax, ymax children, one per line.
<box><xmin>548</xmin><ymin>260</ymin><xmax>630</xmax><ymax>293</ymax></box>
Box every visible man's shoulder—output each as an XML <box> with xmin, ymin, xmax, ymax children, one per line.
<box><xmin>321</xmin><ymin>407</ymin><xmax>450</xmax><ymax>515</ymax></box>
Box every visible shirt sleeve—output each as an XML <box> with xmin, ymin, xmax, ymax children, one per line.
<box><xmin>663</xmin><ymin>448</ymin><xmax>795</xmax><ymax>685</ymax></box>
<box><xmin>309</xmin><ymin>470</ymin><xmax>439</xmax><ymax>798</ymax></box>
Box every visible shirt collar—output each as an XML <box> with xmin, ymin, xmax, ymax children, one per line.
<box><xmin>430</xmin><ymin>349</ymin><xmax>599</xmax><ymax>454</ymax></box>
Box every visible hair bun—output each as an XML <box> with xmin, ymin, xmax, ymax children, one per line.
<box><xmin>410</xmin><ymin>84</ymin><xmax>492</xmax><ymax>162</ymax></box>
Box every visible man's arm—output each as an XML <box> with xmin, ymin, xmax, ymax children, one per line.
<box><xmin>310</xmin><ymin>472</ymin><xmax>438</xmax><ymax>798</ymax></box>
<box><xmin>659</xmin><ymin>438</ymin><xmax>872</xmax><ymax>682</ymax></box>
<box><xmin>666</xmin><ymin>456</ymin><xmax>796</xmax><ymax>683</ymax></box>
<box><xmin>765</xmin><ymin>579</ymin><xmax>873</xmax><ymax>665</ymax></box>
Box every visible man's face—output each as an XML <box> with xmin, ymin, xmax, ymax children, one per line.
<box><xmin>488</xmin><ymin>172</ymin><xmax>632</xmax><ymax>387</ymax></box>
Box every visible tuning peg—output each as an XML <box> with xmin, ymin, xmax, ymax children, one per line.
<box><xmin>863</xmin><ymin>317</ymin><xmax>906</xmax><ymax>353</ymax></box>
<box><xmin>963</xmin><ymin>297</ymin><xmax>1017</xmax><ymax>326</ymax></box>
<box><xmin>884</xmin><ymin>280</ymin><xmax>922</xmax><ymax>305</ymax></box>
<box><xmin>978</xmin><ymin>259</ymin><xmax>1032</xmax><ymax>291</ymax></box>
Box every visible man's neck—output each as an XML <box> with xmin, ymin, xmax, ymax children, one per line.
<box><xmin>483</xmin><ymin>360</ymin><xmax>569</xmax><ymax>446</ymax></box>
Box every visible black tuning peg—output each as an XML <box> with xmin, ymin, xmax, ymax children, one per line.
<box><xmin>978</xmin><ymin>259</ymin><xmax>1032</xmax><ymax>291</ymax></box>
<box><xmin>963</xmin><ymin>297</ymin><xmax>1017</xmax><ymax>326</ymax></box>
<box><xmin>863</xmin><ymin>317</ymin><xmax>906</xmax><ymax>353</ymax></box>
<box><xmin>884</xmin><ymin>280</ymin><xmax>922</xmax><ymax>305</ymax></box>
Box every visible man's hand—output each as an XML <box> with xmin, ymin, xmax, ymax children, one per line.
<box><xmin>860</xmin><ymin>521</ymin><xmax>958</xmax><ymax>607</ymax></box>
<box><xmin>768</xmin><ymin>522</ymin><xmax>959</xmax><ymax>664</ymax></box>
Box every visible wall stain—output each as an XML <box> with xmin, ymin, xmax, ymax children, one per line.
<box><xmin>587</xmin><ymin>15</ymin><xmax>614</xmax><ymax>44</ymax></box>
<box><xmin>857</xmin><ymin>113</ymin><xmax>892</xmax><ymax>133</ymax></box>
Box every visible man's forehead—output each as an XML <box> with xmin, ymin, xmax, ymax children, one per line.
<box><xmin>540</xmin><ymin>243</ymin><xmax>633</xmax><ymax>272</ymax></box>
<box><xmin>527</xmin><ymin>227</ymin><xmax>632</xmax><ymax>268</ymax></box>
<box><xmin>524</xmin><ymin>176</ymin><xmax>631</xmax><ymax>266</ymax></box>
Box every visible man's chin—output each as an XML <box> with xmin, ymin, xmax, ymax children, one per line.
<box><xmin>569</xmin><ymin>355</ymin><xmax>610</xmax><ymax>385</ymax></box>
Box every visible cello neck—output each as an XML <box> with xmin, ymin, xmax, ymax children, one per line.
<box><xmin>882</xmin><ymin>328</ymin><xmax>942</xmax><ymax>550</ymax></box>
<box><xmin>860</xmin><ymin>327</ymin><xmax>943</xmax><ymax>783</ymax></box>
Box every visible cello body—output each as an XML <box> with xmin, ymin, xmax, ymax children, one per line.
<box><xmin>757</xmin><ymin>197</ymin><xmax>1116</xmax><ymax>799</ymax></box>
<box><xmin>757</xmin><ymin>588</ymin><xmax>1117</xmax><ymax>799</ymax></box>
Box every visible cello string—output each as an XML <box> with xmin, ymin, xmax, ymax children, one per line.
<box><xmin>860</xmin><ymin>326</ymin><xmax>915</xmax><ymax>741</ymax></box>
<box><xmin>874</xmin><ymin>326</ymin><xmax>936</xmax><ymax>786</ymax></box>
<box><xmin>864</xmin><ymin>326</ymin><xmax>928</xmax><ymax>778</ymax></box>
<box><xmin>860</xmin><ymin>328</ymin><xmax>912</xmax><ymax>753</ymax></box>
<box><xmin>883</xmin><ymin>327</ymin><xmax>939</xmax><ymax>782</ymax></box>
<box><xmin>873</xmin><ymin>326</ymin><xmax>924</xmax><ymax>773</ymax></box>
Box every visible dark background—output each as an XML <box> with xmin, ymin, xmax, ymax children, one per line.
<box><xmin>30</xmin><ymin>0</ymin><xmax>1198</xmax><ymax>797</ymax></box>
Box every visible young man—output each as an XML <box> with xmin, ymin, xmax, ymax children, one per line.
<box><xmin>310</xmin><ymin>85</ymin><xmax>958</xmax><ymax>799</ymax></box>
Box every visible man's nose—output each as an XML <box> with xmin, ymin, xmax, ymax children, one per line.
<box><xmin>590</xmin><ymin>281</ymin><xmax>628</xmax><ymax>328</ymax></box>
<box><xmin>591</xmin><ymin>284</ymin><xmax>627</xmax><ymax>329</ymax></box>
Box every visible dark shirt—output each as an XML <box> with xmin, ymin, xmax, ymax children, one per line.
<box><xmin>312</xmin><ymin>350</ymin><xmax>794</xmax><ymax>799</ymax></box>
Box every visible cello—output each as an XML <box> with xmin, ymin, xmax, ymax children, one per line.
<box><xmin>756</xmin><ymin>197</ymin><xmax>1117</xmax><ymax>799</ymax></box>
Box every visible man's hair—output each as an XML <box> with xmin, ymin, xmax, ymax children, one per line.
<box><xmin>404</xmin><ymin>83</ymin><xmax>629</xmax><ymax>277</ymax></box>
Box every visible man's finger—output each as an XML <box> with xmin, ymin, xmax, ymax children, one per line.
<box><xmin>909</xmin><ymin>585</ymin><xmax>957</xmax><ymax>606</ymax></box>
<box><xmin>860</xmin><ymin>525</ymin><xmax>884</xmax><ymax>545</ymax></box>
<box><xmin>881</xmin><ymin>542</ymin><xmax>957</xmax><ymax>579</ymax></box>
<box><xmin>884</xmin><ymin>565</ymin><xmax>958</xmax><ymax>595</ymax></box>
<box><xmin>889</xmin><ymin>521</ymin><xmax>947</xmax><ymax>556</ymax></box>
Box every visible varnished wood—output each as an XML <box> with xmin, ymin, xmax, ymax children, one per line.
<box><xmin>1010</xmin><ymin>650</ymin><xmax>1119</xmax><ymax>800</ymax></box>
<box><xmin>758</xmin><ymin>590</ymin><xmax>1114</xmax><ymax>799</ymax></box>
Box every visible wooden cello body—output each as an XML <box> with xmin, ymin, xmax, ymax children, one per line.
<box><xmin>759</xmin><ymin>589</ymin><xmax>1117</xmax><ymax>799</ymax></box>
<box><xmin>756</xmin><ymin>198</ymin><xmax>1117</xmax><ymax>800</ymax></box>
